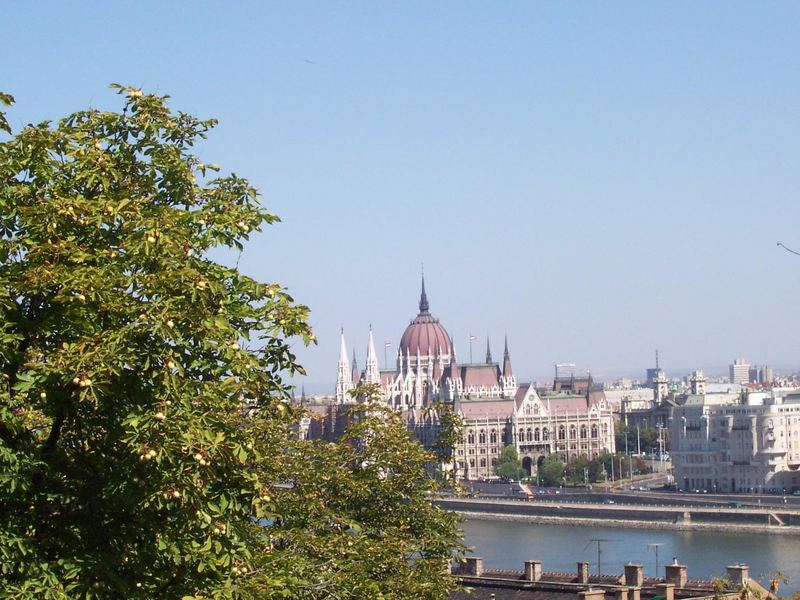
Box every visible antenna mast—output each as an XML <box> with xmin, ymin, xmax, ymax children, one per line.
<box><xmin>646</xmin><ymin>543</ymin><xmax>665</xmax><ymax>578</ymax></box>
<box><xmin>584</xmin><ymin>539</ymin><xmax>619</xmax><ymax>576</ymax></box>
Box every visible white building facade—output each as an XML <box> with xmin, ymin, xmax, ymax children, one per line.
<box><xmin>333</xmin><ymin>278</ymin><xmax>616</xmax><ymax>480</ymax></box>
<box><xmin>670</xmin><ymin>393</ymin><xmax>800</xmax><ymax>493</ymax></box>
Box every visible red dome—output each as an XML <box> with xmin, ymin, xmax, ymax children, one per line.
<box><xmin>399</xmin><ymin>313</ymin><xmax>452</xmax><ymax>357</ymax></box>
<box><xmin>399</xmin><ymin>276</ymin><xmax>452</xmax><ymax>356</ymax></box>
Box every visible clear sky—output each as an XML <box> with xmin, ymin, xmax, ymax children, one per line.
<box><xmin>4</xmin><ymin>2</ymin><xmax>799</xmax><ymax>391</ymax></box>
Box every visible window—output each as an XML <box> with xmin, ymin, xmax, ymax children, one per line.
<box><xmin>480</xmin><ymin>458</ymin><xmax>486</xmax><ymax>467</ymax></box>
<box><xmin>479</xmin><ymin>430</ymin><xmax>486</xmax><ymax>444</ymax></box>
<box><xmin>591</xmin><ymin>424</ymin><xmax>598</xmax><ymax>438</ymax></box>
<box><xmin>468</xmin><ymin>432</ymin><xmax>475</xmax><ymax>444</ymax></box>
<box><xmin>580</xmin><ymin>425</ymin><xmax>587</xmax><ymax>439</ymax></box>
<box><xmin>534</xmin><ymin>428</ymin><xmax>540</xmax><ymax>441</ymax></box>
<box><xmin>559</xmin><ymin>426</ymin><xmax>566</xmax><ymax>440</ymax></box>
<box><xmin>490</xmin><ymin>430</ymin><xmax>497</xmax><ymax>443</ymax></box>
<box><xmin>543</xmin><ymin>429</ymin><xmax>549</xmax><ymax>441</ymax></box>
<box><xmin>527</xmin><ymin>428</ymin><xmax>533</xmax><ymax>442</ymax></box>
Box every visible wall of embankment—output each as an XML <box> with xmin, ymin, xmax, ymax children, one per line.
<box><xmin>437</xmin><ymin>498</ymin><xmax>800</xmax><ymax>536</ymax></box>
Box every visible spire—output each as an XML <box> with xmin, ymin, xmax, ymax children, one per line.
<box><xmin>418</xmin><ymin>272</ymin><xmax>430</xmax><ymax>315</ymax></box>
<box><xmin>502</xmin><ymin>335</ymin><xmax>513</xmax><ymax>378</ymax></box>
<box><xmin>335</xmin><ymin>329</ymin><xmax>354</xmax><ymax>403</ymax></box>
<box><xmin>364</xmin><ymin>325</ymin><xmax>380</xmax><ymax>385</ymax></box>
<box><xmin>485</xmin><ymin>337</ymin><xmax>492</xmax><ymax>364</ymax></box>
<box><xmin>351</xmin><ymin>348</ymin><xmax>359</xmax><ymax>386</ymax></box>
<box><xmin>447</xmin><ymin>342</ymin><xmax>460</xmax><ymax>401</ymax></box>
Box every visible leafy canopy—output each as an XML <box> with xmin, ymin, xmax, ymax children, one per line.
<box><xmin>0</xmin><ymin>88</ymin><xmax>462</xmax><ymax>599</ymax></box>
<box><xmin>494</xmin><ymin>445</ymin><xmax>525</xmax><ymax>481</ymax></box>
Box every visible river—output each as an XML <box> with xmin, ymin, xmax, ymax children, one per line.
<box><xmin>461</xmin><ymin>519</ymin><xmax>800</xmax><ymax>594</ymax></box>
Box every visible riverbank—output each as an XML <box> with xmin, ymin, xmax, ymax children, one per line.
<box><xmin>458</xmin><ymin>510</ymin><xmax>800</xmax><ymax>535</ymax></box>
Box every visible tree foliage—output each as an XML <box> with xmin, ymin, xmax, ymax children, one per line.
<box><xmin>0</xmin><ymin>88</ymin><xmax>462</xmax><ymax>599</ymax></box>
<box><xmin>427</xmin><ymin>401</ymin><xmax>465</xmax><ymax>485</ymax></box>
<box><xmin>494</xmin><ymin>445</ymin><xmax>525</xmax><ymax>481</ymax></box>
<box><xmin>537</xmin><ymin>453</ymin><xmax>564</xmax><ymax>486</ymax></box>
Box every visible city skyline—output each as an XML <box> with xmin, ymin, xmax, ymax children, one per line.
<box><xmin>4</xmin><ymin>3</ymin><xmax>799</xmax><ymax>390</ymax></box>
<box><xmin>314</xmin><ymin>276</ymin><xmax>796</xmax><ymax>395</ymax></box>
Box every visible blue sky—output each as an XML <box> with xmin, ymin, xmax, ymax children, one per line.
<box><xmin>4</xmin><ymin>2</ymin><xmax>800</xmax><ymax>390</ymax></box>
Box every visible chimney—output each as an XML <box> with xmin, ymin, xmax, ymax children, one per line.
<box><xmin>727</xmin><ymin>565</ymin><xmax>750</xmax><ymax>586</ymax></box>
<box><xmin>579</xmin><ymin>590</ymin><xmax>606</xmax><ymax>600</ymax></box>
<box><xmin>578</xmin><ymin>561</ymin><xmax>590</xmax><ymax>584</ymax></box>
<box><xmin>464</xmin><ymin>557</ymin><xmax>484</xmax><ymax>577</ymax></box>
<box><xmin>665</xmin><ymin>563</ymin><xmax>687</xmax><ymax>587</ymax></box>
<box><xmin>525</xmin><ymin>560</ymin><xmax>543</xmax><ymax>582</ymax></box>
<box><xmin>655</xmin><ymin>583</ymin><xmax>675</xmax><ymax>600</ymax></box>
<box><xmin>624</xmin><ymin>564</ymin><xmax>644</xmax><ymax>588</ymax></box>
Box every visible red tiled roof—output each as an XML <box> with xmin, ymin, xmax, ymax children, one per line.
<box><xmin>461</xmin><ymin>364</ymin><xmax>501</xmax><ymax>388</ymax></box>
<box><xmin>458</xmin><ymin>399</ymin><xmax>515</xmax><ymax>419</ymax></box>
<box><xmin>544</xmin><ymin>396</ymin><xmax>590</xmax><ymax>415</ymax></box>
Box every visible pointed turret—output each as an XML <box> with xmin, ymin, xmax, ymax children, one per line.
<box><xmin>485</xmin><ymin>337</ymin><xmax>492</xmax><ymax>364</ymax></box>
<box><xmin>364</xmin><ymin>325</ymin><xmax>380</xmax><ymax>385</ymax></box>
<box><xmin>432</xmin><ymin>341</ymin><xmax>442</xmax><ymax>381</ymax></box>
<box><xmin>351</xmin><ymin>348</ymin><xmax>359</xmax><ymax>386</ymax></box>
<box><xmin>335</xmin><ymin>328</ymin><xmax>354</xmax><ymax>403</ymax></box>
<box><xmin>448</xmin><ymin>344</ymin><xmax>458</xmax><ymax>376</ymax></box>
<box><xmin>418</xmin><ymin>273</ymin><xmax>430</xmax><ymax>315</ymax></box>
<box><xmin>502</xmin><ymin>335</ymin><xmax>513</xmax><ymax>378</ymax></box>
<box><xmin>500</xmin><ymin>335</ymin><xmax>517</xmax><ymax>398</ymax></box>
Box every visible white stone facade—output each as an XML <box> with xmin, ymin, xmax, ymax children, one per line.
<box><xmin>670</xmin><ymin>394</ymin><xmax>800</xmax><ymax>493</ymax></box>
<box><xmin>334</xmin><ymin>278</ymin><xmax>615</xmax><ymax>481</ymax></box>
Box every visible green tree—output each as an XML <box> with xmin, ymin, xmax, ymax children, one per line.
<box><xmin>243</xmin><ymin>384</ymin><xmax>464</xmax><ymax>599</ymax></box>
<box><xmin>494</xmin><ymin>445</ymin><xmax>525</xmax><ymax>481</ymax></box>
<box><xmin>426</xmin><ymin>401</ymin><xmax>465</xmax><ymax>486</ymax></box>
<box><xmin>538</xmin><ymin>453</ymin><xmax>565</xmax><ymax>486</ymax></box>
<box><xmin>0</xmin><ymin>88</ymin><xmax>462</xmax><ymax>599</ymax></box>
<box><xmin>565</xmin><ymin>456</ymin><xmax>590</xmax><ymax>486</ymax></box>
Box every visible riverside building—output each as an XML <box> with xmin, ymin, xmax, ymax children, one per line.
<box><xmin>670</xmin><ymin>389</ymin><xmax>800</xmax><ymax>493</ymax></box>
<box><xmin>326</xmin><ymin>278</ymin><xmax>615</xmax><ymax>480</ymax></box>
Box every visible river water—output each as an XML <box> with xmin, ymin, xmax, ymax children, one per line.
<box><xmin>462</xmin><ymin>519</ymin><xmax>800</xmax><ymax>594</ymax></box>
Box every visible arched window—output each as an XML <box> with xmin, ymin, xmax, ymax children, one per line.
<box><xmin>490</xmin><ymin>430</ymin><xmax>497</xmax><ymax>444</ymax></box>
<box><xmin>480</xmin><ymin>458</ymin><xmax>486</xmax><ymax>467</ymax></box>
<box><xmin>534</xmin><ymin>428</ymin><xmax>540</xmax><ymax>441</ymax></box>
<box><xmin>479</xmin><ymin>430</ymin><xmax>486</xmax><ymax>444</ymax></box>
<box><xmin>527</xmin><ymin>428</ymin><xmax>533</xmax><ymax>442</ymax></box>
<box><xmin>543</xmin><ymin>428</ymin><xmax>549</xmax><ymax>441</ymax></box>
<box><xmin>591</xmin><ymin>424</ymin><xmax>598</xmax><ymax>438</ymax></box>
<box><xmin>580</xmin><ymin>425</ymin><xmax>587</xmax><ymax>439</ymax></box>
<box><xmin>468</xmin><ymin>431</ymin><xmax>475</xmax><ymax>444</ymax></box>
<box><xmin>602</xmin><ymin>423</ymin><xmax>608</xmax><ymax>435</ymax></box>
<box><xmin>569</xmin><ymin>425</ymin><xmax>577</xmax><ymax>439</ymax></box>
<box><xmin>558</xmin><ymin>426</ymin><xmax>566</xmax><ymax>440</ymax></box>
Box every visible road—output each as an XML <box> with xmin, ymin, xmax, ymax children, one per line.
<box><xmin>464</xmin><ymin>481</ymin><xmax>800</xmax><ymax>509</ymax></box>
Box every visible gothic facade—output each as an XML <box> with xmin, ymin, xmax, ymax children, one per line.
<box><xmin>331</xmin><ymin>278</ymin><xmax>615</xmax><ymax>480</ymax></box>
